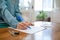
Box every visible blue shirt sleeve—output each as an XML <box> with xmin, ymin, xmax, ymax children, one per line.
<box><xmin>16</xmin><ymin>14</ymin><xmax>24</xmax><ymax>22</ymax></box>
<box><xmin>1</xmin><ymin>0</ymin><xmax>19</xmax><ymax>28</ymax></box>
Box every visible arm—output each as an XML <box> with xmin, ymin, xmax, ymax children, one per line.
<box><xmin>1</xmin><ymin>0</ymin><xmax>19</xmax><ymax>28</ymax></box>
<box><xmin>0</xmin><ymin>0</ymin><xmax>33</xmax><ymax>30</ymax></box>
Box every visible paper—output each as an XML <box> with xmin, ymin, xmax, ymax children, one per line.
<box><xmin>20</xmin><ymin>26</ymin><xmax>45</xmax><ymax>34</ymax></box>
<box><xmin>9</xmin><ymin>26</ymin><xmax>45</xmax><ymax>34</ymax></box>
<box><xmin>9</xmin><ymin>22</ymin><xmax>51</xmax><ymax>34</ymax></box>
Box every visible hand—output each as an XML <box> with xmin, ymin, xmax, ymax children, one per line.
<box><xmin>17</xmin><ymin>22</ymin><xmax>34</xmax><ymax>30</ymax></box>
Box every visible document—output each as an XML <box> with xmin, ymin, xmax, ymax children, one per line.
<box><xmin>19</xmin><ymin>26</ymin><xmax>45</xmax><ymax>34</ymax></box>
<box><xmin>9</xmin><ymin>26</ymin><xmax>45</xmax><ymax>34</ymax></box>
<box><xmin>9</xmin><ymin>22</ymin><xmax>52</xmax><ymax>34</ymax></box>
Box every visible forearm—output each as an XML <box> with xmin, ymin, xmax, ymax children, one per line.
<box><xmin>3</xmin><ymin>8</ymin><xmax>19</xmax><ymax>28</ymax></box>
<box><xmin>1</xmin><ymin>0</ymin><xmax>19</xmax><ymax>28</ymax></box>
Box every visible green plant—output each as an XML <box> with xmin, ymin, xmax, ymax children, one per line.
<box><xmin>36</xmin><ymin>11</ymin><xmax>47</xmax><ymax>21</ymax></box>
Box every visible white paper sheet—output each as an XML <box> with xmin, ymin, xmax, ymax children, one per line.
<box><xmin>9</xmin><ymin>22</ymin><xmax>51</xmax><ymax>34</ymax></box>
<box><xmin>19</xmin><ymin>26</ymin><xmax>45</xmax><ymax>34</ymax></box>
<box><xmin>9</xmin><ymin>26</ymin><xmax>45</xmax><ymax>34</ymax></box>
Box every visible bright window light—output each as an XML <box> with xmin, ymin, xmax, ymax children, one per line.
<box><xmin>34</xmin><ymin>0</ymin><xmax>53</xmax><ymax>11</ymax></box>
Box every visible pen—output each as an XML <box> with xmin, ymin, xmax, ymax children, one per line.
<box><xmin>17</xmin><ymin>15</ymin><xmax>31</xmax><ymax>29</ymax></box>
<box><xmin>28</xmin><ymin>26</ymin><xmax>31</xmax><ymax>29</ymax></box>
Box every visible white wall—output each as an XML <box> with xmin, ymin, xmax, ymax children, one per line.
<box><xmin>51</xmin><ymin>0</ymin><xmax>60</xmax><ymax>23</ymax></box>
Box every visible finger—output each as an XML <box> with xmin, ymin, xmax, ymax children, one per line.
<box><xmin>20</xmin><ymin>27</ymin><xmax>27</xmax><ymax>30</ymax></box>
<box><xmin>19</xmin><ymin>22</ymin><xmax>26</xmax><ymax>27</ymax></box>
<box><xmin>19</xmin><ymin>22</ymin><xmax>28</xmax><ymax>28</ymax></box>
<box><xmin>25</xmin><ymin>22</ymin><xmax>31</xmax><ymax>25</ymax></box>
<box><xmin>22</xmin><ymin>22</ymin><xmax>29</xmax><ymax>27</ymax></box>
<box><xmin>18</xmin><ymin>24</ymin><xmax>27</xmax><ymax>30</ymax></box>
<box><xmin>25</xmin><ymin>22</ymin><xmax>34</xmax><ymax>26</ymax></box>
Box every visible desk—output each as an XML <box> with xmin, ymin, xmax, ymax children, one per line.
<box><xmin>0</xmin><ymin>28</ymin><xmax>28</xmax><ymax>40</ymax></box>
<box><xmin>0</xmin><ymin>21</ymin><xmax>52</xmax><ymax>40</ymax></box>
<box><xmin>23</xmin><ymin>21</ymin><xmax>52</xmax><ymax>40</ymax></box>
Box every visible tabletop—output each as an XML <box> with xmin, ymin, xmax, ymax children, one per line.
<box><xmin>9</xmin><ymin>21</ymin><xmax>52</xmax><ymax>40</ymax></box>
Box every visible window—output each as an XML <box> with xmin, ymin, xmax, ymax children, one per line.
<box><xmin>34</xmin><ymin>0</ymin><xmax>53</xmax><ymax>11</ymax></box>
<box><xmin>19</xmin><ymin>0</ymin><xmax>32</xmax><ymax>10</ymax></box>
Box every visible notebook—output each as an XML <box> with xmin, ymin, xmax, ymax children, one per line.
<box><xmin>9</xmin><ymin>26</ymin><xmax>45</xmax><ymax>34</ymax></box>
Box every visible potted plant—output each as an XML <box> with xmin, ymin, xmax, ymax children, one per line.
<box><xmin>36</xmin><ymin>11</ymin><xmax>47</xmax><ymax>21</ymax></box>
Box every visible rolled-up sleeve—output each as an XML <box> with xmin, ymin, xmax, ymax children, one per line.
<box><xmin>1</xmin><ymin>0</ymin><xmax>19</xmax><ymax>28</ymax></box>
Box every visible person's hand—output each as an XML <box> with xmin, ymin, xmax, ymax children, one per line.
<box><xmin>17</xmin><ymin>22</ymin><xmax>34</xmax><ymax>30</ymax></box>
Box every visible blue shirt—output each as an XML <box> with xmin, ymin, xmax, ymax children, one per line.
<box><xmin>0</xmin><ymin>0</ymin><xmax>22</xmax><ymax>28</ymax></box>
